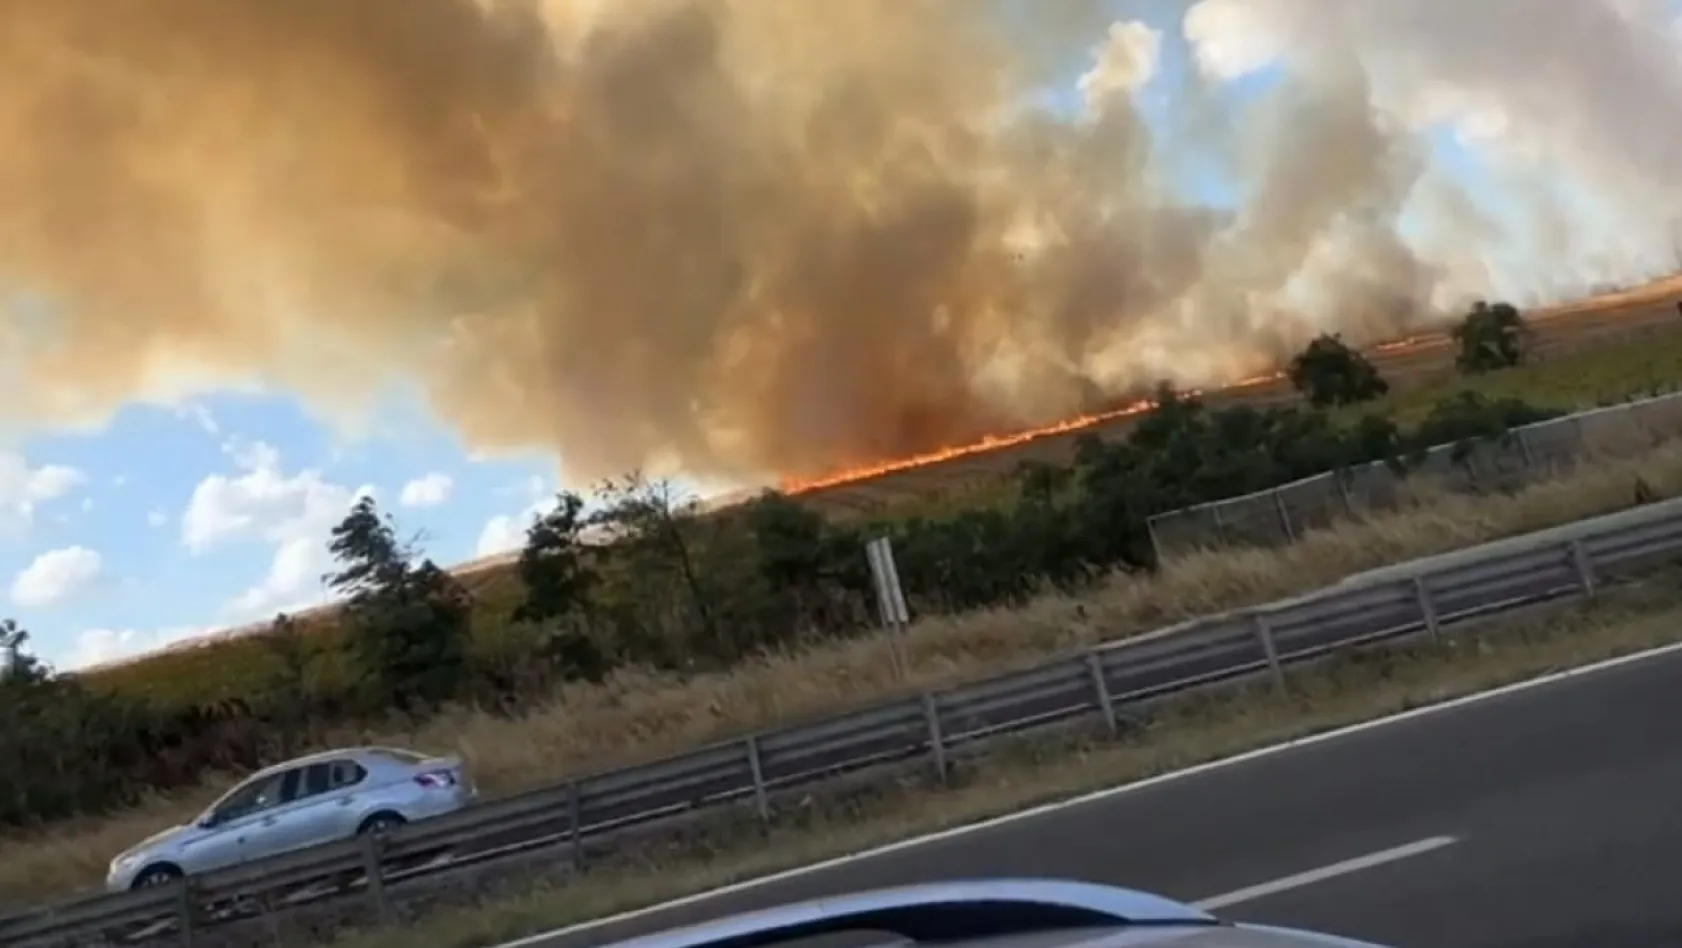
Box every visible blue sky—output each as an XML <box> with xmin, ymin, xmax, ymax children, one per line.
<box><xmin>0</xmin><ymin>2</ymin><xmax>1657</xmax><ymax>671</ymax></box>
<box><xmin>1</xmin><ymin>392</ymin><xmax>562</xmax><ymax>668</ymax></box>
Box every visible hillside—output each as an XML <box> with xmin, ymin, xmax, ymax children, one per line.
<box><xmin>786</xmin><ymin>285</ymin><xmax>1682</xmax><ymax>516</ymax></box>
<box><xmin>75</xmin><ymin>280</ymin><xmax>1682</xmax><ymax>677</ymax></box>
<box><xmin>18</xmin><ymin>408</ymin><xmax>1682</xmax><ymax>909</ymax></box>
<box><xmin>11</xmin><ymin>275</ymin><xmax>1682</xmax><ymax>886</ymax></box>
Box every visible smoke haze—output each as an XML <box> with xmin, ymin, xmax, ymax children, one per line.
<box><xmin>2</xmin><ymin>0</ymin><xmax>1680</xmax><ymax>483</ymax></box>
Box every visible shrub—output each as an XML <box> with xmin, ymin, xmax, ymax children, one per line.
<box><xmin>1288</xmin><ymin>333</ymin><xmax>1390</xmax><ymax>407</ymax></box>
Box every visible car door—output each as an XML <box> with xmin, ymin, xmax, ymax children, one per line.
<box><xmin>179</xmin><ymin>770</ymin><xmax>294</xmax><ymax>873</ymax></box>
<box><xmin>284</xmin><ymin>759</ymin><xmax>370</xmax><ymax>848</ymax></box>
<box><xmin>243</xmin><ymin>763</ymin><xmax>349</xmax><ymax>859</ymax></box>
<box><xmin>323</xmin><ymin>758</ymin><xmax>374</xmax><ymax>837</ymax></box>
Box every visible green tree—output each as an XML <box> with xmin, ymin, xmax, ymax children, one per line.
<box><xmin>258</xmin><ymin>612</ymin><xmax>317</xmax><ymax>752</ymax></box>
<box><xmin>1405</xmin><ymin>391</ymin><xmax>1560</xmax><ymax>468</ymax></box>
<box><xmin>326</xmin><ymin>496</ymin><xmax>407</xmax><ymax>597</ymax></box>
<box><xmin>1287</xmin><ymin>333</ymin><xmax>1390</xmax><ymax>407</ymax></box>
<box><xmin>1453</xmin><ymin>300</ymin><xmax>1529</xmax><ymax>374</ymax></box>
<box><xmin>325</xmin><ymin>496</ymin><xmax>470</xmax><ymax>712</ymax></box>
<box><xmin>1015</xmin><ymin>460</ymin><xmax>1073</xmax><ymax>506</ymax></box>
<box><xmin>1347</xmin><ymin>413</ymin><xmax>1407</xmax><ymax>476</ymax></box>
<box><xmin>738</xmin><ymin>491</ymin><xmax>871</xmax><ymax>638</ymax></box>
<box><xmin>0</xmin><ymin>621</ymin><xmax>136</xmax><ymax>824</ymax></box>
<box><xmin>511</xmin><ymin>491</ymin><xmax>607</xmax><ymax>682</ymax></box>
<box><xmin>591</xmin><ymin>473</ymin><xmax>720</xmax><ymax>656</ymax></box>
<box><xmin>743</xmin><ymin>491</ymin><xmax>827</xmax><ymax>591</ymax></box>
<box><xmin>512</xmin><ymin>492</ymin><xmax>593</xmax><ymax>624</ymax></box>
<box><xmin>0</xmin><ymin>618</ymin><xmax>48</xmax><ymax>684</ymax></box>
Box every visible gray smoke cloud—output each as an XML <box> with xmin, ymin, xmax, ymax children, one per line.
<box><xmin>0</xmin><ymin>0</ymin><xmax>1674</xmax><ymax>484</ymax></box>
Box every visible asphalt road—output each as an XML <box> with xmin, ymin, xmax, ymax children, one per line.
<box><xmin>537</xmin><ymin>645</ymin><xmax>1682</xmax><ymax>948</ymax></box>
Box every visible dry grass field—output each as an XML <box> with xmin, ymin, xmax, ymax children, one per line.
<box><xmin>70</xmin><ymin>280</ymin><xmax>1682</xmax><ymax>695</ymax></box>
<box><xmin>11</xmin><ymin>432</ymin><xmax>1682</xmax><ymax>906</ymax></box>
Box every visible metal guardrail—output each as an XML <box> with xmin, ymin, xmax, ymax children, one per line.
<box><xmin>1145</xmin><ymin>388</ymin><xmax>1682</xmax><ymax>560</ymax></box>
<box><xmin>9</xmin><ymin>499</ymin><xmax>1682</xmax><ymax>947</ymax></box>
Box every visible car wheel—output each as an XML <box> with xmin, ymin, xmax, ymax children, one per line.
<box><xmin>357</xmin><ymin>812</ymin><xmax>406</xmax><ymax>836</ymax></box>
<box><xmin>131</xmin><ymin>864</ymin><xmax>184</xmax><ymax>889</ymax></box>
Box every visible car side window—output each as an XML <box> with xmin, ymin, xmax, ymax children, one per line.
<box><xmin>329</xmin><ymin>760</ymin><xmax>367</xmax><ymax>789</ymax></box>
<box><xmin>209</xmin><ymin>772</ymin><xmax>287</xmax><ymax>825</ymax></box>
<box><xmin>278</xmin><ymin>767</ymin><xmax>302</xmax><ymax>803</ymax></box>
<box><xmin>301</xmin><ymin>763</ymin><xmax>333</xmax><ymax>799</ymax></box>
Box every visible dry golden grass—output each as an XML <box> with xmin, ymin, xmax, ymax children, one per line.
<box><xmin>8</xmin><ymin>438</ymin><xmax>1682</xmax><ymax>908</ymax></box>
<box><xmin>318</xmin><ymin>583</ymin><xmax>1682</xmax><ymax>948</ymax></box>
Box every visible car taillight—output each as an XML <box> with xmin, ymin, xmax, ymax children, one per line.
<box><xmin>414</xmin><ymin>770</ymin><xmax>457</xmax><ymax>789</ymax></box>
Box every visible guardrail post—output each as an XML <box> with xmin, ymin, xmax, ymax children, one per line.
<box><xmin>921</xmin><ymin>694</ymin><xmax>948</xmax><ymax>785</ymax></box>
<box><xmin>1334</xmin><ymin>469</ymin><xmax>1354</xmax><ymax>514</ymax></box>
<box><xmin>1144</xmin><ymin>516</ymin><xmax>1165</xmax><ymax>566</ymax></box>
<box><xmin>1271</xmin><ymin>489</ymin><xmax>1295</xmax><ymax>544</ymax></box>
<box><xmin>1413</xmin><ymin>576</ymin><xmax>1440</xmax><ymax>643</ymax></box>
<box><xmin>1252</xmin><ymin>613</ymin><xmax>1286</xmax><ymax>692</ymax></box>
<box><xmin>1086</xmin><ymin>651</ymin><xmax>1118</xmax><ymax>737</ymax></box>
<box><xmin>566</xmin><ymin>781</ymin><xmax>584</xmax><ymax>870</ymax></box>
<box><xmin>1569</xmin><ymin>539</ymin><xmax>1597</xmax><ymax>597</ymax></box>
<box><xmin>744</xmin><ymin>735</ymin><xmax>770</xmax><ymax>823</ymax></box>
<box><xmin>1210</xmin><ymin>503</ymin><xmax>1229</xmax><ymax>545</ymax></box>
<box><xmin>262</xmin><ymin>890</ymin><xmax>286</xmax><ymax>946</ymax></box>
<box><xmin>175</xmin><ymin>878</ymin><xmax>196</xmax><ymax>948</ymax></box>
<box><xmin>359</xmin><ymin>833</ymin><xmax>390</xmax><ymax>925</ymax></box>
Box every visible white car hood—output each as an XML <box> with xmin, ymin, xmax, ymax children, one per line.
<box><xmin>118</xmin><ymin>822</ymin><xmax>196</xmax><ymax>860</ymax></box>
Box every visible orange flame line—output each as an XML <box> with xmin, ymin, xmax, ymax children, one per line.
<box><xmin>779</xmin><ymin>333</ymin><xmax>1458</xmax><ymax>495</ymax></box>
<box><xmin>779</xmin><ymin>292</ymin><xmax>1677</xmax><ymax>497</ymax></box>
<box><xmin>778</xmin><ymin>369</ymin><xmax>1314</xmax><ymax>494</ymax></box>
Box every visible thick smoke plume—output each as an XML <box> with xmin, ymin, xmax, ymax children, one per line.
<box><xmin>1</xmin><ymin>0</ymin><xmax>1679</xmax><ymax>483</ymax></box>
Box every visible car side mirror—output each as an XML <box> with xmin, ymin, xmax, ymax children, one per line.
<box><xmin>197</xmin><ymin>813</ymin><xmax>218</xmax><ymax>829</ymax></box>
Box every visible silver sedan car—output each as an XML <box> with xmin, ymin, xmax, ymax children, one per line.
<box><xmin>605</xmin><ymin>878</ymin><xmax>1388</xmax><ymax>948</ymax></box>
<box><xmin>106</xmin><ymin>745</ymin><xmax>475</xmax><ymax>891</ymax></box>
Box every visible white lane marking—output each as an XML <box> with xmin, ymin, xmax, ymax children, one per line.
<box><xmin>1191</xmin><ymin>835</ymin><xmax>1459</xmax><ymax>910</ymax></box>
<box><xmin>503</xmin><ymin>640</ymin><xmax>1682</xmax><ymax>948</ymax></box>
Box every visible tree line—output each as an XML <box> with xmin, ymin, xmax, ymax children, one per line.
<box><xmin>0</xmin><ymin>300</ymin><xmax>1549</xmax><ymax>829</ymax></box>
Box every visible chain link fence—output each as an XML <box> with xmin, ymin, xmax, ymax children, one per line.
<box><xmin>1145</xmin><ymin>390</ymin><xmax>1682</xmax><ymax>561</ymax></box>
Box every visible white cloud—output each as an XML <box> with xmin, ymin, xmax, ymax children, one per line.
<box><xmin>225</xmin><ymin>535</ymin><xmax>332</xmax><ymax>619</ymax></box>
<box><xmin>147</xmin><ymin>509</ymin><xmax>168</xmax><ymax>528</ymax></box>
<box><xmin>67</xmin><ymin>625</ymin><xmax>203</xmax><ymax>671</ymax></box>
<box><xmin>474</xmin><ymin>475</ymin><xmax>564</xmax><ymax>558</ymax></box>
<box><xmin>473</xmin><ymin>492</ymin><xmax>565</xmax><ymax>558</ymax></box>
<box><xmin>0</xmin><ymin>453</ymin><xmax>84</xmax><ymax>534</ymax></box>
<box><xmin>399</xmin><ymin>473</ymin><xmax>454</xmax><ymax>509</ymax></box>
<box><xmin>1181</xmin><ymin>0</ymin><xmax>1291</xmax><ymax>81</ymax></box>
<box><xmin>180</xmin><ymin>440</ymin><xmax>373</xmax><ymax>622</ymax></box>
<box><xmin>474</xmin><ymin>515</ymin><xmax>526</xmax><ymax>558</ymax></box>
<box><xmin>181</xmin><ymin>440</ymin><xmax>366</xmax><ymax>552</ymax></box>
<box><xmin>11</xmin><ymin>546</ymin><xmax>103</xmax><ymax>608</ymax></box>
<box><xmin>174</xmin><ymin>402</ymin><xmax>220</xmax><ymax>435</ymax></box>
<box><xmin>1078</xmin><ymin>20</ymin><xmax>1163</xmax><ymax>110</ymax></box>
